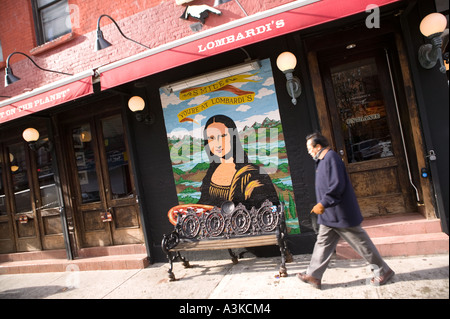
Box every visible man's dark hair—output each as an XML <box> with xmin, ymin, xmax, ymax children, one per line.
<box><xmin>306</xmin><ymin>132</ymin><xmax>329</xmax><ymax>148</ymax></box>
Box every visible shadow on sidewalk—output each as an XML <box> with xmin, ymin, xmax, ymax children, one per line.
<box><xmin>0</xmin><ymin>285</ymin><xmax>74</xmax><ymax>299</ymax></box>
<box><xmin>320</xmin><ymin>265</ymin><xmax>449</xmax><ymax>290</ymax></box>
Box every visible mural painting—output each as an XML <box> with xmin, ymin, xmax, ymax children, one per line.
<box><xmin>160</xmin><ymin>59</ymin><xmax>299</xmax><ymax>234</ymax></box>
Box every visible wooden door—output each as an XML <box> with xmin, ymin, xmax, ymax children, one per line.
<box><xmin>65</xmin><ymin>113</ymin><xmax>143</xmax><ymax>248</ymax></box>
<box><xmin>0</xmin><ymin>146</ymin><xmax>15</xmax><ymax>253</ymax></box>
<box><xmin>320</xmin><ymin>49</ymin><xmax>416</xmax><ymax>217</ymax></box>
<box><xmin>0</xmin><ymin>132</ymin><xmax>65</xmax><ymax>253</ymax></box>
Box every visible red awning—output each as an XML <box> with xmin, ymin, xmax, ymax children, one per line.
<box><xmin>0</xmin><ymin>71</ymin><xmax>93</xmax><ymax>125</ymax></box>
<box><xmin>98</xmin><ymin>0</ymin><xmax>400</xmax><ymax>90</ymax></box>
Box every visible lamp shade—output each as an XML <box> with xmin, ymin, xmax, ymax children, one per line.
<box><xmin>22</xmin><ymin>128</ymin><xmax>40</xmax><ymax>142</ymax></box>
<box><xmin>276</xmin><ymin>52</ymin><xmax>297</xmax><ymax>72</ymax></box>
<box><xmin>128</xmin><ymin>96</ymin><xmax>146</xmax><ymax>112</ymax></box>
<box><xmin>5</xmin><ymin>67</ymin><xmax>21</xmax><ymax>87</ymax></box>
<box><xmin>94</xmin><ymin>29</ymin><xmax>112</xmax><ymax>51</ymax></box>
<box><xmin>419</xmin><ymin>12</ymin><xmax>447</xmax><ymax>37</ymax></box>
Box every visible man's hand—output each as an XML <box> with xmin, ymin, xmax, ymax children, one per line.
<box><xmin>311</xmin><ymin>203</ymin><xmax>325</xmax><ymax>215</ymax></box>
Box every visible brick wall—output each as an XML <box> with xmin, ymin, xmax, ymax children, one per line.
<box><xmin>0</xmin><ymin>0</ymin><xmax>292</xmax><ymax>98</ymax></box>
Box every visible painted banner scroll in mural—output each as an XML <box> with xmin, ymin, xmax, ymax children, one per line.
<box><xmin>159</xmin><ymin>59</ymin><xmax>299</xmax><ymax>234</ymax></box>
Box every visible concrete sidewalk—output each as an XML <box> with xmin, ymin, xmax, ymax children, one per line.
<box><xmin>0</xmin><ymin>253</ymin><xmax>448</xmax><ymax>299</ymax></box>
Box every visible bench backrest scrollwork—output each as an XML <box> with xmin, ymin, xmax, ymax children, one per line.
<box><xmin>174</xmin><ymin>199</ymin><xmax>285</xmax><ymax>240</ymax></box>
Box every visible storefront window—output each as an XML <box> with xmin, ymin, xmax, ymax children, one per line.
<box><xmin>72</xmin><ymin>124</ymin><xmax>100</xmax><ymax>203</ymax></box>
<box><xmin>8</xmin><ymin>143</ymin><xmax>32</xmax><ymax>213</ymax></box>
<box><xmin>330</xmin><ymin>58</ymin><xmax>393</xmax><ymax>163</ymax></box>
<box><xmin>36</xmin><ymin>137</ymin><xmax>58</xmax><ymax>209</ymax></box>
<box><xmin>101</xmin><ymin>115</ymin><xmax>132</xmax><ymax>199</ymax></box>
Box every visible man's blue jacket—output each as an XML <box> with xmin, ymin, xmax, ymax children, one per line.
<box><xmin>315</xmin><ymin>150</ymin><xmax>363</xmax><ymax>228</ymax></box>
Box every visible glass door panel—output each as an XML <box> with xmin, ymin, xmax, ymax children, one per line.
<box><xmin>102</xmin><ymin>115</ymin><xmax>132</xmax><ymax>199</ymax></box>
<box><xmin>9</xmin><ymin>143</ymin><xmax>32</xmax><ymax>214</ymax></box>
<box><xmin>36</xmin><ymin>138</ymin><xmax>58</xmax><ymax>209</ymax></box>
<box><xmin>329</xmin><ymin>58</ymin><xmax>393</xmax><ymax>163</ymax></box>
<box><xmin>71</xmin><ymin>124</ymin><xmax>100</xmax><ymax>204</ymax></box>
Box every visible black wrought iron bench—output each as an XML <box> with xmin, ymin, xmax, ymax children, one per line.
<box><xmin>161</xmin><ymin>200</ymin><xmax>293</xmax><ymax>281</ymax></box>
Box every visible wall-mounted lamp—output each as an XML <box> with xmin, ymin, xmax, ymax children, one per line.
<box><xmin>276</xmin><ymin>52</ymin><xmax>301</xmax><ymax>105</ymax></box>
<box><xmin>128</xmin><ymin>96</ymin><xmax>154</xmax><ymax>125</ymax></box>
<box><xmin>95</xmin><ymin>14</ymin><xmax>151</xmax><ymax>51</ymax></box>
<box><xmin>418</xmin><ymin>12</ymin><xmax>448</xmax><ymax>73</ymax></box>
<box><xmin>22</xmin><ymin>127</ymin><xmax>53</xmax><ymax>152</ymax></box>
<box><xmin>5</xmin><ymin>52</ymin><xmax>73</xmax><ymax>87</ymax></box>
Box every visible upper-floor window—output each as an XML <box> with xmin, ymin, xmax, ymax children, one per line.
<box><xmin>32</xmin><ymin>0</ymin><xmax>72</xmax><ymax>45</ymax></box>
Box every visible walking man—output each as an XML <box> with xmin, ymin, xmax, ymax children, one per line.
<box><xmin>298</xmin><ymin>132</ymin><xmax>395</xmax><ymax>289</ymax></box>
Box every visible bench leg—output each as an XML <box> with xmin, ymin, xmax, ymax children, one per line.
<box><xmin>166</xmin><ymin>252</ymin><xmax>192</xmax><ymax>281</ymax></box>
<box><xmin>279</xmin><ymin>255</ymin><xmax>288</xmax><ymax>278</ymax></box>
<box><xmin>178</xmin><ymin>252</ymin><xmax>192</xmax><ymax>268</ymax></box>
<box><xmin>228</xmin><ymin>249</ymin><xmax>239</xmax><ymax>264</ymax></box>
<box><xmin>167</xmin><ymin>251</ymin><xmax>177</xmax><ymax>282</ymax></box>
<box><xmin>162</xmin><ymin>233</ymin><xmax>181</xmax><ymax>281</ymax></box>
<box><xmin>277</xmin><ymin>232</ymin><xmax>289</xmax><ymax>277</ymax></box>
<box><xmin>285</xmin><ymin>249</ymin><xmax>294</xmax><ymax>263</ymax></box>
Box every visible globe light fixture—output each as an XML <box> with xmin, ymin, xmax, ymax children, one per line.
<box><xmin>276</xmin><ymin>52</ymin><xmax>302</xmax><ymax>105</ymax></box>
<box><xmin>128</xmin><ymin>96</ymin><xmax>154</xmax><ymax>125</ymax></box>
<box><xmin>22</xmin><ymin>127</ymin><xmax>53</xmax><ymax>152</ymax></box>
<box><xmin>22</xmin><ymin>127</ymin><xmax>40</xmax><ymax>142</ymax></box>
<box><xmin>418</xmin><ymin>12</ymin><xmax>448</xmax><ymax>73</ymax></box>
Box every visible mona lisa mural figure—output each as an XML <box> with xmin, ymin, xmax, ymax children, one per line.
<box><xmin>198</xmin><ymin>114</ymin><xmax>279</xmax><ymax>209</ymax></box>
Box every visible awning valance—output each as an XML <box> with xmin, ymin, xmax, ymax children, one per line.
<box><xmin>0</xmin><ymin>70</ymin><xmax>94</xmax><ymax>125</ymax></box>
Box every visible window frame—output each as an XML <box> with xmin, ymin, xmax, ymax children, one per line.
<box><xmin>31</xmin><ymin>0</ymin><xmax>71</xmax><ymax>45</ymax></box>
<box><xmin>0</xmin><ymin>40</ymin><xmax>3</xmax><ymax>62</ymax></box>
